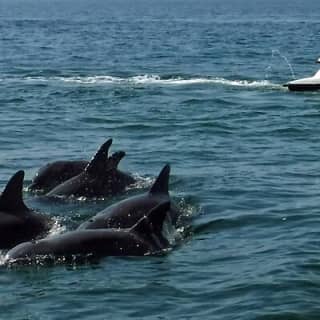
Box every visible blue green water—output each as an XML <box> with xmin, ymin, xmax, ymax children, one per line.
<box><xmin>1</xmin><ymin>0</ymin><xmax>320</xmax><ymax>318</ymax></box>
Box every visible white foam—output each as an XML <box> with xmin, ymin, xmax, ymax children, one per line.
<box><xmin>20</xmin><ymin>74</ymin><xmax>280</xmax><ymax>89</ymax></box>
<box><xmin>47</xmin><ymin>218</ymin><xmax>66</xmax><ymax>237</ymax></box>
<box><xmin>210</xmin><ymin>78</ymin><xmax>278</xmax><ymax>88</ymax></box>
<box><xmin>162</xmin><ymin>216</ymin><xmax>183</xmax><ymax>245</ymax></box>
<box><xmin>57</xmin><ymin>75</ymin><xmax>120</xmax><ymax>84</ymax></box>
<box><xmin>0</xmin><ymin>252</ymin><xmax>6</xmax><ymax>266</ymax></box>
<box><xmin>177</xmin><ymin>197</ymin><xmax>201</xmax><ymax>220</ymax></box>
<box><xmin>126</xmin><ymin>173</ymin><xmax>154</xmax><ymax>191</ymax></box>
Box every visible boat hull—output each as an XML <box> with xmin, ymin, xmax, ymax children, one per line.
<box><xmin>284</xmin><ymin>69</ymin><xmax>320</xmax><ymax>92</ymax></box>
<box><xmin>284</xmin><ymin>83</ymin><xmax>320</xmax><ymax>91</ymax></box>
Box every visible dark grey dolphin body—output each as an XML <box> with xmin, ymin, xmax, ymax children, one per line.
<box><xmin>28</xmin><ymin>160</ymin><xmax>87</xmax><ymax>193</ymax></box>
<box><xmin>78</xmin><ymin>164</ymin><xmax>179</xmax><ymax>230</ymax></box>
<box><xmin>0</xmin><ymin>171</ymin><xmax>51</xmax><ymax>249</ymax></box>
<box><xmin>29</xmin><ymin>139</ymin><xmax>135</xmax><ymax>194</ymax></box>
<box><xmin>6</xmin><ymin>202</ymin><xmax>170</xmax><ymax>263</ymax></box>
<box><xmin>46</xmin><ymin>139</ymin><xmax>135</xmax><ymax>199</ymax></box>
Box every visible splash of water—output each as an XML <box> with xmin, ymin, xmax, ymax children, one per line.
<box><xmin>268</xmin><ymin>49</ymin><xmax>296</xmax><ymax>80</ymax></box>
<box><xmin>126</xmin><ymin>173</ymin><xmax>154</xmax><ymax>191</ymax></box>
<box><xmin>47</xmin><ymin>218</ymin><xmax>66</xmax><ymax>237</ymax></box>
<box><xmin>0</xmin><ymin>252</ymin><xmax>7</xmax><ymax>266</ymax></box>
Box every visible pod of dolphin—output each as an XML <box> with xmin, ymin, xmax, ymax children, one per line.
<box><xmin>1</xmin><ymin>138</ymin><xmax>182</xmax><ymax>265</ymax></box>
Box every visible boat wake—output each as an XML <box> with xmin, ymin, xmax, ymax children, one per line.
<box><xmin>3</xmin><ymin>74</ymin><xmax>282</xmax><ymax>89</ymax></box>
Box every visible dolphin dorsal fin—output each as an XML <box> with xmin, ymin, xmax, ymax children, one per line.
<box><xmin>0</xmin><ymin>170</ymin><xmax>29</xmax><ymax>213</ymax></box>
<box><xmin>85</xmin><ymin>138</ymin><xmax>113</xmax><ymax>175</ymax></box>
<box><xmin>149</xmin><ymin>164</ymin><xmax>170</xmax><ymax>195</ymax></box>
<box><xmin>107</xmin><ymin>151</ymin><xmax>126</xmax><ymax>170</ymax></box>
<box><xmin>131</xmin><ymin>201</ymin><xmax>170</xmax><ymax>249</ymax></box>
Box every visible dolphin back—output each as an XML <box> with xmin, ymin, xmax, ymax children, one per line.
<box><xmin>29</xmin><ymin>160</ymin><xmax>88</xmax><ymax>193</ymax></box>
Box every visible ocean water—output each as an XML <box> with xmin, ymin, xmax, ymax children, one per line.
<box><xmin>1</xmin><ymin>0</ymin><xmax>320</xmax><ymax>318</ymax></box>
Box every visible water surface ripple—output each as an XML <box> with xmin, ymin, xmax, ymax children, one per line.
<box><xmin>1</xmin><ymin>0</ymin><xmax>320</xmax><ymax>319</ymax></box>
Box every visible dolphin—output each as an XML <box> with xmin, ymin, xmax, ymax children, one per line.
<box><xmin>29</xmin><ymin>138</ymin><xmax>135</xmax><ymax>194</ymax></box>
<box><xmin>28</xmin><ymin>160</ymin><xmax>87</xmax><ymax>193</ymax></box>
<box><xmin>46</xmin><ymin>139</ymin><xmax>135</xmax><ymax>198</ymax></box>
<box><xmin>0</xmin><ymin>171</ymin><xmax>51</xmax><ymax>249</ymax></box>
<box><xmin>78</xmin><ymin>164</ymin><xmax>179</xmax><ymax>230</ymax></box>
<box><xmin>6</xmin><ymin>201</ymin><xmax>170</xmax><ymax>263</ymax></box>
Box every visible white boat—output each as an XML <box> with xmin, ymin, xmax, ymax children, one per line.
<box><xmin>284</xmin><ymin>58</ymin><xmax>320</xmax><ymax>91</ymax></box>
